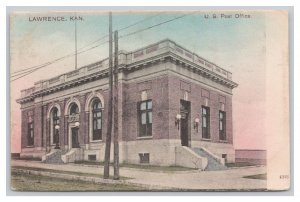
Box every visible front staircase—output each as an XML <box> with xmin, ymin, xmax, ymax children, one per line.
<box><xmin>175</xmin><ymin>146</ymin><xmax>208</xmax><ymax>170</ymax></box>
<box><xmin>61</xmin><ymin>148</ymin><xmax>83</xmax><ymax>163</ymax></box>
<box><xmin>42</xmin><ymin>148</ymin><xmax>83</xmax><ymax>164</ymax></box>
<box><xmin>192</xmin><ymin>148</ymin><xmax>227</xmax><ymax>171</ymax></box>
<box><xmin>42</xmin><ymin>149</ymin><xmax>65</xmax><ymax>164</ymax></box>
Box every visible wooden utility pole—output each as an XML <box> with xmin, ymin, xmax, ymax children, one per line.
<box><xmin>113</xmin><ymin>30</ymin><xmax>119</xmax><ymax>180</ymax></box>
<box><xmin>75</xmin><ymin>12</ymin><xmax>78</xmax><ymax>70</ymax></box>
<box><xmin>104</xmin><ymin>12</ymin><xmax>113</xmax><ymax>179</ymax></box>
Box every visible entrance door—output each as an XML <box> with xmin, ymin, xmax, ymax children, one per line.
<box><xmin>181</xmin><ymin>113</ymin><xmax>189</xmax><ymax>146</ymax></box>
<box><xmin>71</xmin><ymin>127</ymin><xmax>79</xmax><ymax>148</ymax></box>
<box><xmin>180</xmin><ymin>100</ymin><xmax>190</xmax><ymax>147</ymax></box>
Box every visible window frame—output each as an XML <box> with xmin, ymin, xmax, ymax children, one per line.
<box><xmin>138</xmin><ymin>99</ymin><xmax>153</xmax><ymax>137</ymax></box>
<box><xmin>219</xmin><ymin>110</ymin><xmax>226</xmax><ymax>141</ymax></box>
<box><xmin>92</xmin><ymin>99</ymin><xmax>102</xmax><ymax>141</ymax></box>
<box><xmin>27</xmin><ymin>112</ymin><xmax>34</xmax><ymax>146</ymax></box>
<box><xmin>52</xmin><ymin>108</ymin><xmax>60</xmax><ymax>145</ymax></box>
<box><xmin>201</xmin><ymin>106</ymin><xmax>210</xmax><ymax>139</ymax></box>
<box><xmin>70</xmin><ymin>103</ymin><xmax>79</xmax><ymax>115</ymax></box>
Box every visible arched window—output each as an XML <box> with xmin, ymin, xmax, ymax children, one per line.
<box><xmin>70</xmin><ymin>103</ymin><xmax>79</xmax><ymax>115</ymax></box>
<box><xmin>92</xmin><ymin>99</ymin><xmax>102</xmax><ymax>140</ymax></box>
<box><xmin>52</xmin><ymin>107</ymin><xmax>60</xmax><ymax>145</ymax></box>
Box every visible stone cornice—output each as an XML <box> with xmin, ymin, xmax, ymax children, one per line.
<box><xmin>125</xmin><ymin>52</ymin><xmax>238</xmax><ymax>89</ymax></box>
<box><xmin>17</xmin><ymin>69</ymin><xmax>108</xmax><ymax>104</ymax></box>
<box><xmin>17</xmin><ymin>39</ymin><xmax>238</xmax><ymax>104</ymax></box>
<box><xmin>17</xmin><ymin>55</ymin><xmax>237</xmax><ymax>104</ymax></box>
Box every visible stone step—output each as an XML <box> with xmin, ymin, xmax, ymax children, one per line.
<box><xmin>192</xmin><ymin>148</ymin><xmax>227</xmax><ymax>171</ymax></box>
<box><xmin>61</xmin><ymin>148</ymin><xmax>84</xmax><ymax>163</ymax></box>
<box><xmin>43</xmin><ymin>149</ymin><xmax>65</xmax><ymax>164</ymax></box>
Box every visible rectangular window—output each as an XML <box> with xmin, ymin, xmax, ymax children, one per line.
<box><xmin>201</xmin><ymin>106</ymin><xmax>210</xmax><ymax>139</ymax></box>
<box><xmin>27</xmin><ymin>112</ymin><xmax>34</xmax><ymax>146</ymax></box>
<box><xmin>219</xmin><ymin>111</ymin><xmax>226</xmax><ymax>140</ymax></box>
<box><xmin>138</xmin><ymin>100</ymin><xmax>152</xmax><ymax>137</ymax></box>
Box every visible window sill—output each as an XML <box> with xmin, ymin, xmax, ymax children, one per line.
<box><xmin>25</xmin><ymin>146</ymin><xmax>34</xmax><ymax>148</ymax></box>
<box><xmin>136</xmin><ymin>136</ymin><xmax>153</xmax><ymax>140</ymax></box>
<box><xmin>201</xmin><ymin>138</ymin><xmax>211</xmax><ymax>142</ymax></box>
<box><xmin>219</xmin><ymin>140</ymin><xmax>228</xmax><ymax>143</ymax></box>
<box><xmin>90</xmin><ymin>140</ymin><xmax>103</xmax><ymax>143</ymax></box>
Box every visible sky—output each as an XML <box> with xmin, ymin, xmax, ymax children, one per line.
<box><xmin>10</xmin><ymin>10</ymin><xmax>268</xmax><ymax>152</ymax></box>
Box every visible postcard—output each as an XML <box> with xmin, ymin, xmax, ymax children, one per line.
<box><xmin>9</xmin><ymin>9</ymin><xmax>290</xmax><ymax>192</ymax></box>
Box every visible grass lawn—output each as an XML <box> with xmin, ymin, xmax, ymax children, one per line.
<box><xmin>74</xmin><ymin>161</ymin><xmax>197</xmax><ymax>172</ymax></box>
<box><xmin>11</xmin><ymin>170</ymin><xmax>148</xmax><ymax>192</ymax></box>
<box><xmin>11</xmin><ymin>166</ymin><xmax>129</xmax><ymax>180</ymax></box>
<box><xmin>120</xmin><ymin>163</ymin><xmax>197</xmax><ymax>172</ymax></box>
<box><xmin>243</xmin><ymin>173</ymin><xmax>267</xmax><ymax>180</ymax></box>
<box><xmin>226</xmin><ymin>162</ymin><xmax>256</xmax><ymax>167</ymax></box>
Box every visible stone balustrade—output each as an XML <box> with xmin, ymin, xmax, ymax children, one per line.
<box><xmin>20</xmin><ymin>39</ymin><xmax>233</xmax><ymax>98</ymax></box>
<box><xmin>20</xmin><ymin>87</ymin><xmax>35</xmax><ymax>98</ymax></box>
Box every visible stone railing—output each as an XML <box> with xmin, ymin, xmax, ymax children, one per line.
<box><xmin>20</xmin><ymin>87</ymin><xmax>35</xmax><ymax>98</ymax></box>
<box><xmin>167</xmin><ymin>41</ymin><xmax>231</xmax><ymax>79</ymax></box>
<box><xmin>20</xmin><ymin>59</ymin><xmax>109</xmax><ymax>98</ymax></box>
<box><xmin>48</xmin><ymin>76</ymin><xmax>60</xmax><ymax>84</ymax></box>
<box><xmin>124</xmin><ymin>40</ymin><xmax>232</xmax><ymax>80</ymax></box>
<box><xmin>126</xmin><ymin>40</ymin><xmax>170</xmax><ymax>64</ymax></box>
<box><xmin>19</xmin><ymin>39</ymin><xmax>233</xmax><ymax>98</ymax></box>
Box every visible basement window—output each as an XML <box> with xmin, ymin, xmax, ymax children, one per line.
<box><xmin>139</xmin><ymin>153</ymin><xmax>150</xmax><ymax>164</ymax></box>
<box><xmin>222</xmin><ymin>154</ymin><xmax>227</xmax><ymax>163</ymax></box>
<box><xmin>88</xmin><ymin>155</ymin><xmax>97</xmax><ymax>161</ymax></box>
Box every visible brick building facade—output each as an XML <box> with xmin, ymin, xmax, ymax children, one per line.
<box><xmin>17</xmin><ymin>39</ymin><xmax>238</xmax><ymax>169</ymax></box>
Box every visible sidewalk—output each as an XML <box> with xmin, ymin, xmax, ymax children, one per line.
<box><xmin>11</xmin><ymin>160</ymin><xmax>267</xmax><ymax>190</ymax></box>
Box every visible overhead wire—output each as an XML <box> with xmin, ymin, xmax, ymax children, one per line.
<box><xmin>11</xmin><ymin>39</ymin><xmax>109</xmax><ymax>81</ymax></box>
<box><xmin>11</xmin><ymin>11</ymin><xmax>196</xmax><ymax>82</ymax></box>
<box><xmin>11</xmin><ymin>13</ymin><xmax>163</xmax><ymax>77</ymax></box>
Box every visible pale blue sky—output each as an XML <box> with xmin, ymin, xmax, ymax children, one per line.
<box><xmin>11</xmin><ymin>11</ymin><xmax>265</xmax><ymax>73</ymax></box>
